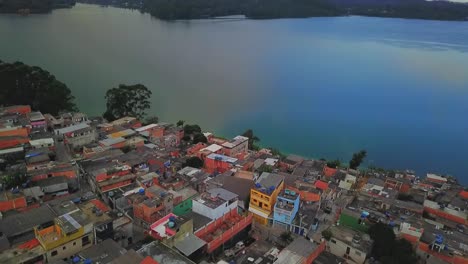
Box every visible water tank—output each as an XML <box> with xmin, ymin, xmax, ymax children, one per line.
<box><xmin>169</xmin><ymin>216</ymin><xmax>176</xmax><ymax>222</ymax></box>
<box><xmin>168</xmin><ymin>221</ymin><xmax>175</xmax><ymax>228</ymax></box>
<box><xmin>73</xmin><ymin>256</ymin><xmax>80</xmax><ymax>263</ymax></box>
<box><xmin>138</xmin><ymin>188</ymin><xmax>145</xmax><ymax>195</ymax></box>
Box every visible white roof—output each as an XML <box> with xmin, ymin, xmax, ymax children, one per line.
<box><xmin>30</xmin><ymin>138</ymin><xmax>54</xmax><ymax>145</ymax></box>
<box><xmin>201</xmin><ymin>144</ymin><xmax>223</xmax><ymax>153</ymax></box>
<box><xmin>135</xmin><ymin>123</ymin><xmax>159</xmax><ymax>132</ymax></box>
<box><xmin>203</xmin><ymin>132</ymin><xmax>213</xmax><ymax>137</ymax></box>
<box><xmin>55</xmin><ymin>123</ymin><xmax>89</xmax><ymax>134</ymax></box>
<box><xmin>427</xmin><ymin>173</ymin><xmax>447</xmax><ymax>182</ymax></box>
<box><xmin>0</xmin><ymin>146</ymin><xmax>24</xmax><ymax>155</ymax></box>
<box><xmin>264</xmin><ymin>158</ymin><xmax>278</xmax><ymax>166</ymax></box>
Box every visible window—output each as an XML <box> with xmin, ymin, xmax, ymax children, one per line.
<box><xmin>331</xmin><ymin>239</ymin><xmax>337</xmax><ymax>244</ymax></box>
<box><xmin>62</xmin><ymin>246</ymin><xmax>66</xmax><ymax>250</ymax></box>
<box><xmin>82</xmin><ymin>236</ymin><xmax>90</xmax><ymax>246</ymax></box>
<box><xmin>73</xmin><ymin>242</ymin><xmax>76</xmax><ymax>246</ymax></box>
<box><xmin>51</xmin><ymin>251</ymin><xmax>58</xmax><ymax>256</ymax></box>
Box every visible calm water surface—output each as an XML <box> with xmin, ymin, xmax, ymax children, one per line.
<box><xmin>1</xmin><ymin>4</ymin><xmax>468</xmax><ymax>183</ymax></box>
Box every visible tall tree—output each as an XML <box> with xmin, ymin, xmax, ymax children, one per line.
<box><xmin>242</xmin><ymin>129</ymin><xmax>260</xmax><ymax>150</ymax></box>
<box><xmin>369</xmin><ymin>223</ymin><xmax>418</xmax><ymax>264</ymax></box>
<box><xmin>176</xmin><ymin>120</ymin><xmax>185</xmax><ymax>127</ymax></box>
<box><xmin>0</xmin><ymin>60</ymin><xmax>77</xmax><ymax>115</ymax></box>
<box><xmin>192</xmin><ymin>132</ymin><xmax>208</xmax><ymax>144</ymax></box>
<box><xmin>184</xmin><ymin>124</ymin><xmax>201</xmax><ymax>135</ymax></box>
<box><xmin>103</xmin><ymin>84</ymin><xmax>152</xmax><ymax>121</ymax></box>
<box><xmin>349</xmin><ymin>150</ymin><xmax>367</xmax><ymax>169</ymax></box>
<box><xmin>185</xmin><ymin>156</ymin><xmax>203</xmax><ymax>168</ymax></box>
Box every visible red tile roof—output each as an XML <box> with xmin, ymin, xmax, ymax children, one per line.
<box><xmin>90</xmin><ymin>199</ymin><xmax>110</xmax><ymax>212</ymax></box>
<box><xmin>140</xmin><ymin>256</ymin><xmax>159</xmax><ymax>264</ymax></box>
<box><xmin>314</xmin><ymin>180</ymin><xmax>328</xmax><ymax>191</ymax></box>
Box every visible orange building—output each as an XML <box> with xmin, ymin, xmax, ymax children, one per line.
<box><xmin>203</xmin><ymin>153</ymin><xmax>237</xmax><ymax>174</ymax></box>
<box><xmin>1</xmin><ymin>105</ymin><xmax>31</xmax><ymax>115</ymax></box>
<box><xmin>0</xmin><ymin>136</ymin><xmax>29</xmax><ymax>150</ymax></box>
<box><xmin>0</xmin><ymin>127</ymin><xmax>29</xmax><ymax>137</ymax></box>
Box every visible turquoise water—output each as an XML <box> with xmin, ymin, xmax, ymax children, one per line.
<box><xmin>1</xmin><ymin>4</ymin><xmax>468</xmax><ymax>183</ymax></box>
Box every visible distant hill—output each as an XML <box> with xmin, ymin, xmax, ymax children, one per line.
<box><xmin>77</xmin><ymin>0</ymin><xmax>468</xmax><ymax>21</ymax></box>
<box><xmin>0</xmin><ymin>0</ymin><xmax>76</xmax><ymax>14</ymax></box>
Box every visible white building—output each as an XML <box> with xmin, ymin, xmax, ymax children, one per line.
<box><xmin>192</xmin><ymin>188</ymin><xmax>238</xmax><ymax>220</ymax></box>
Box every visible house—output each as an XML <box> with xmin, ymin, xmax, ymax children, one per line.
<box><xmin>148</xmin><ymin>213</ymin><xmax>195</xmax><ymax>248</ymax></box>
<box><xmin>0</xmin><ymin>105</ymin><xmax>31</xmax><ymax>115</ymax></box>
<box><xmin>326</xmin><ymin>225</ymin><xmax>372</xmax><ymax>264</ymax></box>
<box><xmin>36</xmin><ymin>176</ymin><xmax>69</xmax><ymax>196</ymax></box>
<box><xmin>132</xmin><ymin>186</ymin><xmax>174</xmax><ymax>228</ymax></box>
<box><xmin>0</xmin><ymin>135</ymin><xmax>29</xmax><ymax>150</ymax></box>
<box><xmin>29</xmin><ymin>138</ymin><xmax>54</xmax><ymax>150</ymax></box>
<box><xmin>192</xmin><ymin>188</ymin><xmax>238</xmax><ymax>220</ymax></box>
<box><xmin>249</xmin><ymin>172</ymin><xmax>285</xmax><ymax>225</ymax></box>
<box><xmin>313</xmin><ymin>251</ymin><xmax>346</xmax><ymax>264</ymax></box>
<box><xmin>280</xmin><ymin>155</ymin><xmax>304</xmax><ymax>170</ymax></box>
<box><xmin>28</xmin><ymin>112</ymin><xmax>46</xmax><ymax>130</ymax></box>
<box><xmin>169</xmin><ymin>186</ymin><xmax>199</xmax><ymax>216</ymax></box>
<box><xmin>273</xmin><ymin>189</ymin><xmax>301</xmax><ymax>228</ymax></box>
<box><xmin>77</xmin><ymin>239</ymin><xmax>129</xmax><ymax>264</ymax></box>
<box><xmin>194</xmin><ymin>208</ymin><xmax>252</xmax><ymax>254</ymax></box>
<box><xmin>135</xmin><ymin>124</ymin><xmax>165</xmax><ymax>138</ymax></box>
<box><xmin>426</xmin><ymin>173</ymin><xmax>448</xmax><ymax>185</ymax></box>
<box><xmin>206</xmin><ymin>171</ymin><xmax>255</xmax><ymax>210</ymax></box>
<box><xmin>423</xmin><ymin>199</ymin><xmax>467</xmax><ymax>225</ymax></box>
<box><xmin>99</xmin><ymin>137</ymin><xmax>126</xmax><ymax>149</ymax></box>
<box><xmin>110</xmin><ymin>116</ymin><xmax>142</xmax><ymax>129</ymax></box>
<box><xmin>385</xmin><ymin>176</ymin><xmax>412</xmax><ymax>193</ymax></box>
<box><xmin>204</xmin><ymin>153</ymin><xmax>238</xmax><ymax>174</ymax></box>
<box><xmin>0</xmin><ymin>126</ymin><xmax>30</xmax><ymax>138</ymax></box>
<box><xmin>34</xmin><ymin>209</ymin><xmax>94</xmax><ymax>262</ymax></box>
<box><xmin>55</xmin><ymin>123</ymin><xmax>97</xmax><ymax>149</ymax></box>
<box><xmin>274</xmin><ymin>237</ymin><xmax>326</xmax><ymax>264</ymax></box>
<box><xmin>220</xmin><ymin>135</ymin><xmax>248</xmax><ymax>159</ymax></box>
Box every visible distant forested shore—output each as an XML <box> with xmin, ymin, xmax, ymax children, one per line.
<box><xmin>0</xmin><ymin>0</ymin><xmax>76</xmax><ymax>14</ymax></box>
<box><xmin>76</xmin><ymin>0</ymin><xmax>468</xmax><ymax>21</ymax></box>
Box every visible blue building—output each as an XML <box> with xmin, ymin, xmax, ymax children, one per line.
<box><xmin>273</xmin><ymin>189</ymin><xmax>300</xmax><ymax>227</ymax></box>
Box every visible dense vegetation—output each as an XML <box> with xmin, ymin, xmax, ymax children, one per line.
<box><xmin>103</xmin><ymin>84</ymin><xmax>152</xmax><ymax>121</ymax></box>
<box><xmin>0</xmin><ymin>60</ymin><xmax>78</xmax><ymax>115</ymax></box>
<box><xmin>331</xmin><ymin>0</ymin><xmax>468</xmax><ymax>21</ymax></box>
<box><xmin>142</xmin><ymin>0</ymin><xmax>341</xmax><ymax>20</ymax></box>
<box><xmin>369</xmin><ymin>223</ymin><xmax>419</xmax><ymax>264</ymax></box>
<box><xmin>0</xmin><ymin>0</ymin><xmax>75</xmax><ymax>13</ymax></box>
<box><xmin>80</xmin><ymin>0</ymin><xmax>468</xmax><ymax>21</ymax></box>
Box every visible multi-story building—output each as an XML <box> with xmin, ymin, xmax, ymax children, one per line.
<box><xmin>273</xmin><ymin>189</ymin><xmax>301</xmax><ymax>228</ymax></box>
<box><xmin>192</xmin><ymin>188</ymin><xmax>238</xmax><ymax>220</ymax></box>
<box><xmin>221</xmin><ymin>135</ymin><xmax>249</xmax><ymax>159</ymax></box>
<box><xmin>28</xmin><ymin>111</ymin><xmax>46</xmax><ymax>130</ymax></box>
<box><xmin>249</xmin><ymin>172</ymin><xmax>285</xmax><ymax>225</ymax></box>
<box><xmin>326</xmin><ymin>226</ymin><xmax>372</xmax><ymax>264</ymax></box>
<box><xmin>34</xmin><ymin>210</ymin><xmax>94</xmax><ymax>262</ymax></box>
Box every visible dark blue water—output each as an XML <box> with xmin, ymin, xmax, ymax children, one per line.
<box><xmin>1</xmin><ymin>5</ymin><xmax>467</xmax><ymax>183</ymax></box>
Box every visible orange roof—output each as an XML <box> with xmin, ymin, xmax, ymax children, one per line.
<box><xmin>314</xmin><ymin>180</ymin><xmax>328</xmax><ymax>190</ymax></box>
<box><xmin>90</xmin><ymin>199</ymin><xmax>110</xmax><ymax>212</ymax></box>
<box><xmin>460</xmin><ymin>190</ymin><xmax>468</xmax><ymax>199</ymax></box>
<box><xmin>141</xmin><ymin>256</ymin><xmax>159</xmax><ymax>264</ymax></box>
<box><xmin>287</xmin><ymin>186</ymin><xmax>320</xmax><ymax>202</ymax></box>
<box><xmin>18</xmin><ymin>238</ymin><xmax>40</xmax><ymax>249</ymax></box>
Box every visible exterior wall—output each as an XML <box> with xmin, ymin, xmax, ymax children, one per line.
<box><xmin>306</xmin><ymin>241</ymin><xmax>326</xmax><ymax>264</ymax></box>
<box><xmin>0</xmin><ymin>196</ymin><xmax>27</xmax><ymax>212</ymax></box>
<box><xmin>204</xmin><ymin>158</ymin><xmax>232</xmax><ymax>174</ymax></box>
<box><xmin>45</xmin><ymin>233</ymin><xmax>93</xmax><ymax>262</ymax></box>
<box><xmin>192</xmin><ymin>199</ymin><xmax>238</xmax><ymax>220</ymax></box>
<box><xmin>223</xmin><ymin>140</ymin><xmax>248</xmax><ymax>158</ymax></box>
<box><xmin>163</xmin><ymin>219</ymin><xmax>193</xmax><ymax>248</ymax></box>
<box><xmin>66</xmin><ymin>130</ymin><xmax>96</xmax><ymax>149</ymax></box>
<box><xmin>328</xmin><ymin>238</ymin><xmax>366</xmax><ymax>264</ymax></box>
<box><xmin>424</xmin><ymin>200</ymin><xmax>467</xmax><ymax>225</ymax></box>
<box><xmin>249</xmin><ymin>181</ymin><xmax>285</xmax><ymax>225</ymax></box>
<box><xmin>417</xmin><ymin>242</ymin><xmax>468</xmax><ymax>264</ymax></box>
<box><xmin>323</xmin><ymin>166</ymin><xmax>338</xmax><ymax>177</ymax></box>
<box><xmin>173</xmin><ymin>199</ymin><xmax>193</xmax><ymax>216</ymax></box>
<box><xmin>273</xmin><ymin>195</ymin><xmax>300</xmax><ymax>225</ymax></box>
<box><xmin>0</xmin><ymin>127</ymin><xmax>29</xmax><ymax>137</ymax></box>
<box><xmin>398</xmin><ymin>222</ymin><xmax>423</xmax><ymax>244</ymax></box>
<box><xmin>0</xmin><ymin>137</ymin><xmax>29</xmax><ymax>150</ymax></box>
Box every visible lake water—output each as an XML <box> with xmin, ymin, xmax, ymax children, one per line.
<box><xmin>1</xmin><ymin>4</ymin><xmax>468</xmax><ymax>183</ymax></box>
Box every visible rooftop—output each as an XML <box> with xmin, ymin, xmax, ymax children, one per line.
<box><xmin>256</xmin><ymin>172</ymin><xmax>285</xmax><ymax>193</ymax></box>
<box><xmin>206</xmin><ymin>153</ymin><xmax>238</xmax><ymax>163</ymax></box>
<box><xmin>174</xmin><ymin>233</ymin><xmax>207</xmax><ymax>256</ymax></box>
<box><xmin>313</xmin><ymin>251</ymin><xmax>346</xmax><ymax>264</ymax></box>
<box><xmin>78</xmin><ymin>239</ymin><xmax>127</xmax><ymax>263</ymax></box>
<box><xmin>138</xmin><ymin>241</ymin><xmax>194</xmax><ymax>264</ymax></box>
<box><xmin>328</xmin><ymin>225</ymin><xmax>372</xmax><ymax>253</ymax></box>
<box><xmin>28</xmin><ymin>111</ymin><xmax>45</xmax><ymax>122</ymax></box>
<box><xmin>221</xmin><ymin>135</ymin><xmax>248</xmax><ymax>149</ymax></box>
<box><xmin>275</xmin><ymin>237</ymin><xmax>318</xmax><ymax>264</ymax></box>
<box><xmin>200</xmin><ymin>144</ymin><xmax>223</xmax><ymax>153</ymax></box>
<box><xmin>55</xmin><ymin>122</ymin><xmax>90</xmax><ymax>135</ymax></box>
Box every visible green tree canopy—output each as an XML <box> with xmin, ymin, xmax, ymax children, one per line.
<box><xmin>103</xmin><ymin>84</ymin><xmax>152</xmax><ymax>121</ymax></box>
<box><xmin>326</xmin><ymin>159</ymin><xmax>341</xmax><ymax>169</ymax></box>
<box><xmin>193</xmin><ymin>132</ymin><xmax>208</xmax><ymax>144</ymax></box>
<box><xmin>242</xmin><ymin>129</ymin><xmax>260</xmax><ymax>150</ymax></box>
<box><xmin>349</xmin><ymin>150</ymin><xmax>367</xmax><ymax>169</ymax></box>
<box><xmin>185</xmin><ymin>156</ymin><xmax>204</xmax><ymax>169</ymax></box>
<box><xmin>144</xmin><ymin>116</ymin><xmax>159</xmax><ymax>125</ymax></box>
<box><xmin>0</xmin><ymin>60</ymin><xmax>77</xmax><ymax>115</ymax></box>
<box><xmin>184</xmin><ymin>124</ymin><xmax>202</xmax><ymax>135</ymax></box>
<box><xmin>176</xmin><ymin>120</ymin><xmax>185</xmax><ymax>127</ymax></box>
<box><xmin>368</xmin><ymin>223</ymin><xmax>418</xmax><ymax>264</ymax></box>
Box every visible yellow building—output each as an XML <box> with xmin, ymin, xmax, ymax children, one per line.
<box><xmin>34</xmin><ymin>207</ymin><xmax>94</xmax><ymax>262</ymax></box>
<box><xmin>249</xmin><ymin>173</ymin><xmax>285</xmax><ymax>225</ymax></box>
